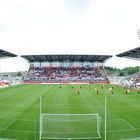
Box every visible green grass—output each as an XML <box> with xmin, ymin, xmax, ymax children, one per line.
<box><xmin>0</xmin><ymin>84</ymin><xmax>140</xmax><ymax>140</ymax></box>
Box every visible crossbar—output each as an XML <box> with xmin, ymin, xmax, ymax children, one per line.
<box><xmin>42</xmin><ymin>113</ymin><xmax>99</xmax><ymax>116</ymax></box>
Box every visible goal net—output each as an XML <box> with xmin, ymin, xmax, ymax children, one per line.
<box><xmin>39</xmin><ymin>113</ymin><xmax>101</xmax><ymax>140</ymax></box>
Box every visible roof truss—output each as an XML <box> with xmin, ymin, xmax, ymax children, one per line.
<box><xmin>21</xmin><ymin>54</ymin><xmax>112</xmax><ymax>63</ymax></box>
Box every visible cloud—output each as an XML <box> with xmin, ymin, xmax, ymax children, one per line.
<box><xmin>65</xmin><ymin>0</ymin><xmax>94</xmax><ymax>15</ymax></box>
<box><xmin>0</xmin><ymin>0</ymin><xmax>139</xmax><ymax>71</ymax></box>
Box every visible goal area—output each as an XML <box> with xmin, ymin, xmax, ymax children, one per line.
<box><xmin>39</xmin><ymin>113</ymin><xmax>101</xmax><ymax>140</ymax></box>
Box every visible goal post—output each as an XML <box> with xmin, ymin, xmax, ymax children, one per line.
<box><xmin>39</xmin><ymin>113</ymin><xmax>101</xmax><ymax>140</ymax></box>
<box><xmin>39</xmin><ymin>96</ymin><xmax>42</xmax><ymax>140</ymax></box>
<box><xmin>39</xmin><ymin>114</ymin><xmax>43</xmax><ymax>140</ymax></box>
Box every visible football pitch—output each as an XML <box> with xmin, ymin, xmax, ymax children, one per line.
<box><xmin>0</xmin><ymin>84</ymin><xmax>140</xmax><ymax>140</ymax></box>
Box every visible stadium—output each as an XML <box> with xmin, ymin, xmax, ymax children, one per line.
<box><xmin>0</xmin><ymin>48</ymin><xmax>139</xmax><ymax>140</ymax></box>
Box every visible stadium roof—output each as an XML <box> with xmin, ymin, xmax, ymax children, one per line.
<box><xmin>0</xmin><ymin>49</ymin><xmax>17</xmax><ymax>58</ymax></box>
<box><xmin>116</xmin><ymin>47</ymin><xmax>140</xmax><ymax>60</ymax></box>
<box><xmin>21</xmin><ymin>55</ymin><xmax>112</xmax><ymax>63</ymax></box>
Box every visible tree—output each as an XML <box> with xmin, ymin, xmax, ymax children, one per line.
<box><xmin>104</xmin><ymin>66</ymin><xmax>139</xmax><ymax>77</ymax></box>
<box><xmin>119</xmin><ymin>71</ymin><xmax>125</xmax><ymax>76</ymax></box>
<box><xmin>16</xmin><ymin>71</ymin><xmax>22</xmax><ymax>77</ymax></box>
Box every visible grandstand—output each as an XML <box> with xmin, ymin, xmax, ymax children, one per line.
<box><xmin>0</xmin><ymin>49</ymin><xmax>17</xmax><ymax>59</ymax></box>
<box><xmin>21</xmin><ymin>54</ymin><xmax>112</xmax><ymax>84</ymax></box>
<box><xmin>116</xmin><ymin>47</ymin><xmax>140</xmax><ymax>87</ymax></box>
<box><xmin>0</xmin><ymin>49</ymin><xmax>17</xmax><ymax>87</ymax></box>
<box><xmin>116</xmin><ymin>47</ymin><xmax>140</xmax><ymax>60</ymax></box>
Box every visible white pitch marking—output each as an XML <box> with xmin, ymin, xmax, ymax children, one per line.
<box><xmin>122</xmin><ymin>119</ymin><xmax>135</xmax><ymax>130</ymax></box>
<box><xmin>4</xmin><ymin>119</ymin><xmax>15</xmax><ymax>129</ymax></box>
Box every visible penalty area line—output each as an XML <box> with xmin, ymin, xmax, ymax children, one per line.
<box><xmin>122</xmin><ymin>119</ymin><xmax>135</xmax><ymax>130</ymax></box>
<box><xmin>4</xmin><ymin>119</ymin><xmax>15</xmax><ymax>130</ymax></box>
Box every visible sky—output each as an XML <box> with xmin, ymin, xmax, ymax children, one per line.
<box><xmin>0</xmin><ymin>0</ymin><xmax>140</xmax><ymax>72</ymax></box>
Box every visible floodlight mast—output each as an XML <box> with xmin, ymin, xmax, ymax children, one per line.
<box><xmin>137</xmin><ymin>29</ymin><xmax>140</xmax><ymax>41</ymax></box>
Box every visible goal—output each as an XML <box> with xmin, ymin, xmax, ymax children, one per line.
<box><xmin>39</xmin><ymin>113</ymin><xmax>101</xmax><ymax>140</ymax></box>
